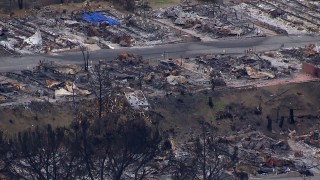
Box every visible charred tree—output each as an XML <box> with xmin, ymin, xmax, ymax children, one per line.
<box><xmin>289</xmin><ymin>109</ymin><xmax>295</xmax><ymax>124</ymax></box>
<box><xmin>267</xmin><ymin>116</ymin><xmax>272</xmax><ymax>131</ymax></box>
<box><xmin>208</xmin><ymin>97</ymin><xmax>213</xmax><ymax>108</ymax></box>
<box><xmin>17</xmin><ymin>0</ymin><xmax>23</xmax><ymax>9</ymax></box>
<box><xmin>0</xmin><ymin>131</ymin><xmax>15</xmax><ymax>179</ymax></box>
<box><xmin>107</xmin><ymin>122</ymin><xmax>162</xmax><ymax>180</ymax></box>
<box><xmin>89</xmin><ymin>61</ymin><xmax>112</xmax><ymax>121</ymax></box>
<box><xmin>9</xmin><ymin>125</ymin><xmax>77</xmax><ymax>179</ymax></box>
<box><xmin>279</xmin><ymin>116</ymin><xmax>284</xmax><ymax>128</ymax></box>
<box><xmin>168</xmin><ymin>120</ymin><xmax>236</xmax><ymax>179</ymax></box>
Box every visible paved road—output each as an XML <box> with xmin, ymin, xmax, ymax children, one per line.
<box><xmin>0</xmin><ymin>35</ymin><xmax>320</xmax><ymax>72</ymax></box>
<box><xmin>251</xmin><ymin>176</ymin><xmax>319</xmax><ymax>180</ymax></box>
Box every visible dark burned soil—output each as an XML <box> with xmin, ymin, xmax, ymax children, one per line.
<box><xmin>1</xmin><ymin>81</ymin><xmax>320</xmax><ymax>139</ymax></box>
<box><xmin>0</xmin><ymin>101</ymin><xmax>73</xmax><ymax>135</ymax></box>
<box><xmin>152</xmin><ymin>81</ymin><xmax>320</xmax><ymax>142</ymax></box>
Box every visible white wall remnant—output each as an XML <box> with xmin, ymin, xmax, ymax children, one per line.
<box><xmin>125</xmin><ymin>90</ymin><xmax>150</xmax><ymax>110</ymax></box>
<box><xmin>24</xmin><ymin>30</ymin><xmax>42</xmax><ymax>46</ymax></box>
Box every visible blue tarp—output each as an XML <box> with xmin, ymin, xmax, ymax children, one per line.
<box><xmin>82</xmin><ymin>12</ymin><xmax>120</xmax><ymax>25</ymax></box>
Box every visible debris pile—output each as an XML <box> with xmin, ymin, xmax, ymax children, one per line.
<box><xmin>215</xmin><ymin>129</ymin><xmax>320</xmax><ymax>177</ymax></box>
<box><xmin>153</xmin><ymin>4</ymin><xmax>257</xmax><ymax>38</ymax></box>
<box><xmin>0</xmin><ymin>60</ymin><xmax>90</xmax><ymax>105</ymax></box>
<box><xmin>122</xmin><ymin>16</ymin><xmax>186</xmax><ymax>45</ymax></box>
<box><xmin>280</xmin><ymin>43</ymin><xmax>320</xmax><ymax>77</ymax></box>
<box><xmin>175</xmin><ymin>53</ymin><xmax>297</xmax><ymax>90</ymax></box>
<box><xmin>236</xmin><ymin>0</ymin><xmax>320</xmax><ymax>34</ymax></box>
<box><xmin>170</xmin><ymin>128</ymin><xmax>320</xmax><ymax>178</ymax></box>
<box><xmin>281</xmin><ymin>44</ymin><xmax>320</xmax><ymax>63</ymax></box>
<box><xmin>0</xmin><ymin>44</ymin><xmax>309</xmax><ymax>106</ymax></box>
<box><xmin>124</xmin><ymin>89</ymin><xmax>150</xmax><ymax>110</ymax></box>
<box><xmin>0</xmin><ymin>4</ymin><xmax>191</xmax><ymax>55</ymax></box>
<box><xmin>114</xmin><ymin>52</ymin><xmax>143</xmax><ymax>65</ymax></box>
<box><xmin>205</xmin><ymin>54</ymin><xmax>277</xmax><ymax>80</ymax></box>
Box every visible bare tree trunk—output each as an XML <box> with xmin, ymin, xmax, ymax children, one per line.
<box><xmin>86</xmin><ymin>49</ymin><xmax>90</xmax><ymax>70</ymax></box>
<box><xmin>97</xmin><ymin>66</ymin><xmax>102</xmax><ymax>120</ymax></box>
<box><xmin>100</xmin><ymin>157</ymin><xmax>106</xmax><ymax>180</ymax></box>
<box><xmin>83</xmin><ymin>132</ymin><xmax>94</xmax><ymax>180</ymax></box>
<box><xmin>202</xmin><ymin>123</ymin><xmax>206</xmax><ymax>180</ymax></box>
<box><xmin>46</xmin><ymin>154</ymin><xmax>50</xmax><ymax>180</ymax></box>
<box><xmin>17</xmin><ymin>0</ymin><xmax>23</xmax><ymax>9</ymax></box>
<box><xmin>9</xmin><ymin>0</ymin><xmax>13</xmax><ymax>11</ymax></box>
<box><xmin>289</xmin><ymin>109</ymin><xmax>295</xmax><ymax>124</ymax></box>
<box><xmin>72</xmin><ymin>83</ymin><xmax>75</xmax><ymax>107</ymax></box>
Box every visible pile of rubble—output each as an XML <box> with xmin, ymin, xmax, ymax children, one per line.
<box><xmin>0</xmin><ymin>14</ymin><xmax>78</xmax><ymax>54</ymax></box>
<box><xmin>168</xmin><ymin>127</ymin><xmax>320</xmax><ymax>178</ymax></box>
<box><xmin>280</xmin><ymin>44</ymin><xmax>320</xmax><ymax>77</ymax></box>
<box><xmin>203</xmin><ymin>54</ymin><xmax>277</xmax><ymax>80</ymax></box>
<box><xmin>173</xmin><ymin>52</ymin><xmax>298</xmax><ymax>89</ymax></box>
<box><xmin>236</xmin><ymin>0</ymin><xmax>320</xmax><ymax>35</ymax></box>
<box><xmin>153</xmin><ymin>4</ymin><xmax>257</xmax><ymax>38</ymax></box>
<box><xmin>0</xmin><ymin>60</ymin><xmax>91</xmax><ymax>105</ymax></box>
<box><xmin>94</xmin><ymin>51</ymin><xmax>300</xmax><ymax>98</ymax></box>
<box><xmin>122</xmin><ymin>16</ymin><xmax>184</xmax><ymax>45</ymax></box>
<box><xmin>281</xmin><ymin>44</ymin><xmax>320</xmax><ymax>65</ymax></box>
<box><xmin>0</xmin><ymin>45</ymin><xmax>311</xmax><ymax>106</ymax></box>
<box><xmin>216</xmin><ymin>129</ymin><xmax>320</xmax><ymax>177</ymax></box>
<box><xmin>0</xmin><ymin>4</ymin><xmax>191</xmax><ymax>55</ymax></box>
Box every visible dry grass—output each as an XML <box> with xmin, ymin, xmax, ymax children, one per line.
<box><xmin>0</xmin><ymin>102</ymin><xmax>73</xmax><ymax>136</ymax></box>
<box><xmin>153</xmin><ymin>81</ymin><xmax>320</xmax><ymax>142</ymax></box>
